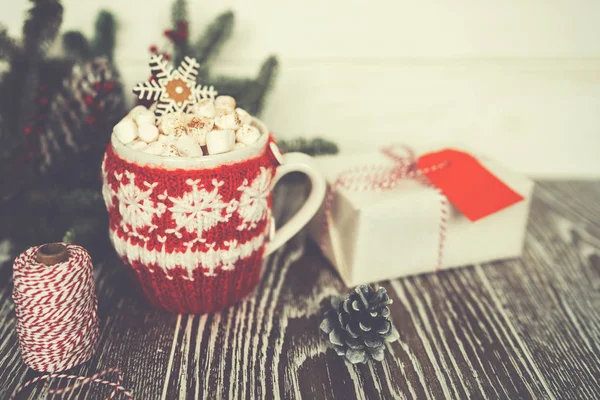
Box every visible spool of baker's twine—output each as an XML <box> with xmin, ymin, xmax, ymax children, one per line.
<box><xmin>10</xmin><ymin>243</ymin><xmax>134</xmax><ymax>399</ymax></box>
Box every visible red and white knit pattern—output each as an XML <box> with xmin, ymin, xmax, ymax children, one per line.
<box><xmin>12</xmin><ymin>244</ymin><xmax>99</xmax><ymax>372</ymax></box>
<box><xmin>102</xmin><ymin>140</ymin><xmax>280</xmax><ymax>313</ymax></box>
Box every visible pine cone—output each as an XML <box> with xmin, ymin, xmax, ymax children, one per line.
<box><xmin>320</xmin><ymin>285</ymin><xmax>399</xmax><ymax>364</ymax></box>
<box><xmin>42</xmin><ymin>56</ymin><xmax>125</xmax><ymax>173</ymax></box>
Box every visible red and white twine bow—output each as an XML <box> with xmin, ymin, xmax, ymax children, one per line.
<box><xmin>321</xmin><ymin>144</ymin><xmax>450</xmax><ymax>271</ymax></box>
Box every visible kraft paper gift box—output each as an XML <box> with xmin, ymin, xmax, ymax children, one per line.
<box><xmin>308</xmin><ymin>147</ymin><xmax>534</xmax><ymax>287</ymax></box>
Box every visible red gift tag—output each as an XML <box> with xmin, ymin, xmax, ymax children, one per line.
<box><xmin>417</xmin><ymin>149</ymin><xmax>524</xmax><ymax>222</ymax></box>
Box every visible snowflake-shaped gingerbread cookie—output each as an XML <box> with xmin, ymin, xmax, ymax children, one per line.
<box><xmin>132</xmin><ymin>55</ymin><xmax>217</xmax><ymax>118</ymax></box>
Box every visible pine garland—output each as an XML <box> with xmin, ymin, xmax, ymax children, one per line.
<box><xmin>63</xmin><ymin>10</ymin><xmax>118</xmax><ymax>61</ymax></box>
<box><xmin>158</xmin><ymin>2</ymin><xmax>280</xmax><ymax>117</ymax></box>
<box><xmin>171</xmin><ymin>0</ymin><xmax>189</xmax><ymax>65</ymax></box>
<box><xmin>239</xmin><ymin>56</ymin><xmax>279</xmax><ymax>116</ymax></box>
<box><xmin>92</xmin><ymin>11</ymin><xmax>117</xmax><ymax>61</ymax></box>
<box><xmin>192</xmin><ymin>11</ymin><xmax>234</xmax><ymax>66</ymax></box>
<box><xmin>0</xmin><ymin>1</ymin><xmax>123</xmax><ymax>258</ymax></box>
<box><xmin>62</xmin><ymin>31</ymin><xmax>91</xmax><ymax>60</ymax></box>
<box><xmin>0</xmin><ymin>27</ymin><xmax>18</xmax><ymax>60</ymax></box>
<box><xmin>22</xmin><ymin>0</ymin><xmax>63</xmax><ymax>56</ymax></box>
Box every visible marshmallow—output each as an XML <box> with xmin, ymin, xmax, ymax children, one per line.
<box><xmin>206</xmin><ymin>129</ymin><xmax>235</xmax><ymax>155</ymax></box>
<box><xmin>214</xmin><ymin>95</ymin><xmax>236</xmax><ymax>111</ymax></box>
<box><xmin>174</xmin><ymin>134</ymin><xmax>204</xmax><ymax>157</ymax></box>
<box><xmin>142</xmin><ymin>141</ymin><xmax>165</xmax><ymax>155</ymax></box>
<box><xmin>157</xmin><ymin>134</ymin><xmax>173</xmax><ymax>144</ymax></box>
<box><xmin>235</xmin><ymin>125</ymin><xmax>261</xmax><ymax>145</ymax></box>
<box><xmin>129</xmin><ymin>105</ymin><xmax>148</xmax><ymax>118</ymax></box>
<box><xmin>113</xmin><ymin>117</ymin><xmax>138</xmax><ymax>144</ymax></box>
<box><xmin>191</xmin><ymin>98</ymin><xmax>216</xmax><ymax>118</ymax></box>
<box><xmin>138</xmin><ymin>123</ymin><xmax>160</xmax><ymax>143</ymax></box>
<box><xmin>187</xmin><ymin>115</ymin><xmax>213</xmax><ymax>146</ymax></box>
<box><xmin>134</xmin><ymin>109</ymin><xmax>156</xmax><ymax>126</ymax></box>
<box><xmin>159</xmin><ymin>112</ymin><xmax>187</xmax><ymax>136</ymax></box>
<box><xmin>214</xmin><ymin>109</ymin><xmax>240</xmax><ymax>130</ymax></box>
<box><xmin>129</xmin><ymin>140</ymin><xmax>148</xmax><ymax>151</ymax></box>
<box><xmin>235</xmin><ymin>108</ymin><xmax>253</xmax><ymax>126</ymax></box>
<box><xmin>234</xmin><ymin>142</ymin><xmax>247</xmax><ymax>150</ymax></box>
<box><xmin>162</xmin><ymin>144</ymin><xmax>182</xmax><ymax>157</ymax></box>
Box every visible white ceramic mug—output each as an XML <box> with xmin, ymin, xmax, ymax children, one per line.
<box><xmin>101</xmin><ymin>117</ymin><xmax>326</xmax><ymax>313</ymax></box>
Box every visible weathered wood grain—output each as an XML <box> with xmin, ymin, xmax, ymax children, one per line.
<box><xmin>478</xmin><ymin>181</ymin><xmax>600</xmax><ymax>400</ymax></box>
<box><xmin>0</xmin><ymin>180</ymin><xmax>599</xmax><ymax>399</ymax></box>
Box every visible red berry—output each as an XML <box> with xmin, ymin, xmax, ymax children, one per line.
<box><xmin>104</xmin><ymin>81</ymin><xmax>115</xmax><ymax>90</ymax></box>
<box><xmin>84</xmin><ymin>95</ymin><xmax>94</xmax><ymax>105</ymax></box>
<box><xmin>39</xmin><ymin>97</ymin><xmax>48</xmax><ymax>105</ymax></box>
<box><xmin>163</xmin><ymin>53</ymin><xmax>171</xmax><ymax>61</ymax></box>
<box><xmin>23</xmin><ymin>125</ymin><xmax>32</xmax><ymax>135</ymax></box>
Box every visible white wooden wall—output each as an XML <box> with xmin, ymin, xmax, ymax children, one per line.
<box><xmin>3</xmin><ymin>0</ymin><xmax>600</xmax><ymax>177</ymax></box>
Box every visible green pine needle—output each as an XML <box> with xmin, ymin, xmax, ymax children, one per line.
<box><xmin>92</xmin><ymin>10</ymin><xmax>117</xmax><ymax>60</ymax></box>
<box><xmin>211</xmin><ymin>76</ymin><xmax>253</xmax><ymax>104</ymax></box>
<box><xmin>22</xmin><ymin>0</ymin><xmax>63</xmax><ymax>57</ymax></box>
<box><xmin>193</xmin><ymin>11</ymin><xmax>234</xmax><ymax>64</ymax></box>
<box><xmin>62</xmin><ymin>31</ymin><xmax>91</xmax><ymax>60</ymax></box>
<box><xmin>171</xmin><ymin>0</ymin><xmax>189</xmax><ymax>65</ymax></box>
<box><xmin>171</xmin><ymin>0</ymin><xmax>188</xmax><ymax>25</ymax></box>
<box><xmin>242</xmin><ymin>55</ymin><xmax>278</xmax><ymax>116</ymax></box>
<box><xmin>0</xmin><ymin>27</ymin><xmax>19</xmax><ymax>61</ymax></box>
<box><xmin>278</xmin><ymin>137</ymin><xmax>339</xmax><ymax>156</ymax></box>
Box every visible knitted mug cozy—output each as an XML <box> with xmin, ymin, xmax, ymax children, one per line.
<box><xmin>101</xmin><ymin>135</ymin><xmax>281</xmax><ymax>313</ymax></box>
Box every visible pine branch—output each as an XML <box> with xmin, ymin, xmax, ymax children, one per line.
<box><xmin>62</xmin><ymin>31</ymin><xmax>91</xmax><ymax>60</ymax></box>
<box><xmin>192</xmin><ymin>11</ymin><xmax>234</xmax><ymax>65</ymax></box>
<box><xmin>92</xmin><ymin>10</ymin><xmax>117</xmax><ymax>61</ymax></box>
<box><xmin>0</xmin><ymin>27</ymin><xmax>19</xmax><ymax>61</ymax></box>
<box><xmin>211</xmin><ymin>76</ymin><xmax>253</xmax><ymax>104</ymax></box>
<box><xmin>171</xmin><ymin>0</ymin><xmax>189</xmax><ymax>65</ymax></box>
<box><xmin>22</xmin><ymin>0</ymin><xmax>63</xmax><ymax>57</ymax></box>
<box><xmin>240</xmin><ymin>55</ymin><xmax>279</xmax><ymax>116</ymax></box>
<box><xmin>278</xmin><ymin>137</ymin><xmax>339</xmax><ymax>156</ymax></box>
<box><xmin>171</xmin><ymin>0</ymin><xmax>187</xmax><ymax>24</ymax></box>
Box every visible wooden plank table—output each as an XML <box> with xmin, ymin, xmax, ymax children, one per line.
<box><xmin>0</xmin><ymin>180</ymin><xmax>599</xmax><ymax>399</ymax></box>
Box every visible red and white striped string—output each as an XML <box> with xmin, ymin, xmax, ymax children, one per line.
<box><xmin>321</xmin><ymin>144</ymin><xmax>450</xmax><ymax>272</ymax></box>
<box><xmin>10</xmin><ymin>367</ymin><xmax>134</xmax><ymax>400</ymax></box>
<box><xmin>11</xmin><ymin>243</ymin><xmax>135</xmax><ymax>399</ymax></box>
<box><xmin>13</xmin><ymin>244</ymin><xmax>99</xmax><ymax>372</ymax></box>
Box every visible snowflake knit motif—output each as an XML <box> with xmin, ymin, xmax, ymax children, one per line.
<box><xmin>237</xmin><ymin>167</ymin><xmax>273</xmax><ymax>230</ymax></box>
<box><xmin>166</xmin><ymin>179</ymin><xmax>238</xmax><ymax>247</ymax></box>
<box><xmin>132</xmin><ymin>55</ymin><xmax>217</xmax><ymax>117</ymax></box>
<box><xmin>114</xmin><ymin>171</ymin><xmax>166</xmax><ymax>240</ymax></box>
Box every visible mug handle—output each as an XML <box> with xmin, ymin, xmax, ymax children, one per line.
<box><xmin>264</xmin><ymin>152</ymin><xmax>327</xmax><ymax>256</ymax></box>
